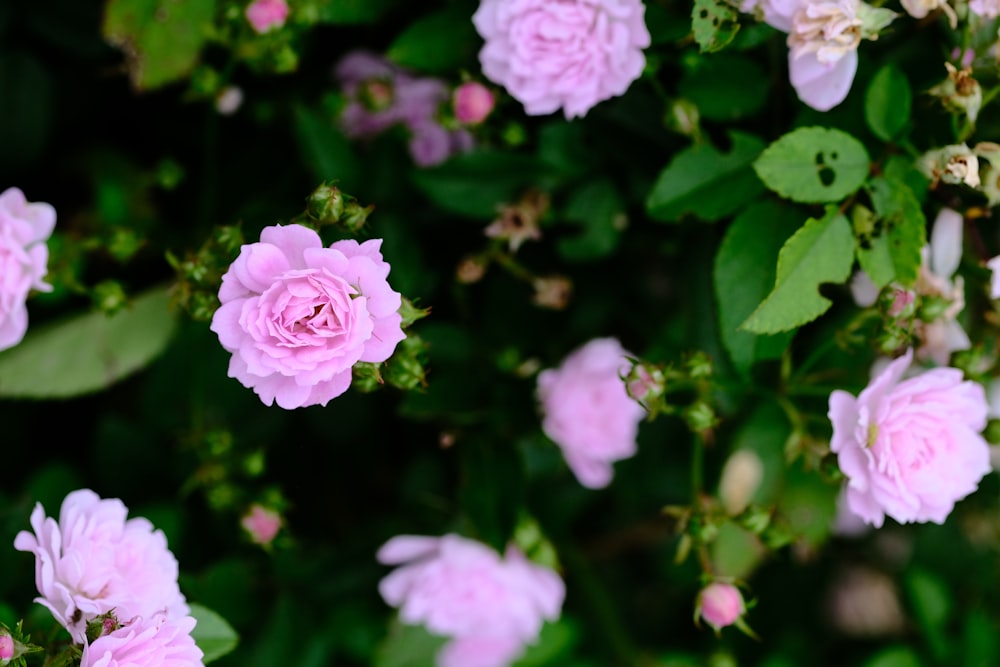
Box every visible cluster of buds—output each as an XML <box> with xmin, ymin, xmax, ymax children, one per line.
<box><xmin>0</xmin><ymin>623</ymin><xmax>41</xmax><ymax>667</ymax></box>
<box><xmin>167</xmin><ymin>224</ymin><xmax>244</xmax><ymax>321</ymax></box>
<box><xmin>301</xmin><ymin>182</ymin><xmax>374</xmax><ymax>233</ymax></box>
<box><xmin>623</xmin><ymin>351</ymin><xmax>717</xmax><ymax>431</ymax></box>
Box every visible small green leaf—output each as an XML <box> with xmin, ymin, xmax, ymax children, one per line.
<box><xmin>646</xmin><ymin>131</ymin><xmax>765</xmax><ymax>222</ymax></box>
<box><xmin>0</xmin><ymin>286</ymin><xmax>177</xmax><ymax>398</ymax></box>
<box><xmin>857</xmin><ymin>178</ymin><xmax>926</xmax><ymax>288</ymax></box>
<box><xmin>189</xmin><ymin>603</ymin><xmax>239</xmax><ymax>664</ymax></box>
<box><xmin>386</xmin><ymin>9</ymin><xmax>478</xmax><ymax>74</ymax></box>
<box><xmin>740</xmin><ymin>207</ymin><xmax>855</xmax><ymax>333</ymax></box>
<box><xmin>692</xmin><ymin>0</ymin><xmax>741</xmax><ymax>53</ymax></box>
<box><xmin>714</xmin><ymin>199</ymin><xmax>800</xmax><ymax>377</ymax></box>
<box><xmin>558</xmin><ymin>179</ymin><xmax>624</xmax><ymax>261</ymax></box>
<box><xmin>102</xmin><ymin>0</ymin><xmax>216</xmax><ymax>90</ymax></box>
<box><xmin>865</xmin><ymin>64</ymin><xmax>912</xmax><ymax>141</ymax></box>
<box><xmin>753</xmin><ymin>127</ymin><xmax>871</xmax><ymax>203</ymax></box>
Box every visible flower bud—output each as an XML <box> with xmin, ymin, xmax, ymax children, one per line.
<box><xmin>306</xmin><ymin>183</ymin><xmax>346</xmax><ymax>224</ymax></box>
<box><xmin>625</xmin><ymin>362</ymin><xmax>665</xmax><ymax>405</ymax></box>
<box><xmin>0</xmin><ymin>633</ymin><xmax>12</xmax><ymax>662</ymax></box>
<box><xmin>215</xmin><ymin>86</ymin><xmax>244</xmax><ymax>116</ymax></box>
<box><xmin>920</xmin><ymin>144</ymin><xmax>980</xmax><ymax>188</ymax></box>
<box><xmin>453</xmin><ymin>82</ymin><xmax>495</xmax><ymax>125</ymax></box>
<box><xmin>666</xmin><ymin>99</ymin><xmax>700</xmax><ymax>137</ymax></box>
<box><xmin>718</xmin><ymin>449</ymin><xmax>764</xmax><ymax>516</ymax></box>
<box><xmin>696</xmin><ymin>582</ymin><xmax>745</xmax><ymax>632</ymax></box>
<box><xmin>246</xmin><ymin>0</ymin><xmax>289</xmax><ymax>34</ymax></box>
<box><xmin>531</xmin><ymin>275</ymin><xmax>572</xmax><ymax>310</ymax></box>
<box><xmin>456</xmin><ymin>255</ymin><xmax>488</xmax><ymax>283</ymax></box>
<box><xmin>241</xmin><ymin>504</ymin><xmax>282</xmax><ymax>546</ymax></box>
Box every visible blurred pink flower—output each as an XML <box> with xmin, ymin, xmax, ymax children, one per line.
<box><xmin>452</xmin><ymin>82</ymin><xmax>495</xmax><ymax>125</ymax></box>
<box><xmin>970</xmin><ymin>0</ymin><xmax>1000</xmax><ymax>17</ymax></box>
<box><xmin>0</xmin><ymin>187</ymin><xmax>55</xmax><ymax>352</ymax></box>
<box><xmin>472</xmin><ymin>0</ymin><xmax>651</xmax><ymax>119</ymax></box>
<box><xmin>697</xmin><ymin>582</ymin><xmax>745</xmax><ymax>631</ymax></box>
<box><xmin>377</xmin><ymin>534</ymin><xmax>564</xmax><ymax>667</ymax></box>
<box><xmin>241</xmin><ymin>504</ymin><xmax>282</xmax><ymax>545</ymax></box>
<box><xmin>210</xmin><ymin>224</ymin><xmax>405</xmax><ymax>409</ymax></box>
<box><xmin>986</xmin><ymin>254</ymin><xmax>1000</xmax><ymax>298</ymax></box>
<box><xmin>245</xmin><ymin>0</ymin><xmax>289</xmax><ymax>34</ymax></box>
<box><xmin>828</xmin><ymin>348</ymin><xmax>991</xmax><ymax>527</ymax></box>
<box><xmin>13</xmin><ymin>489</ymin><xmax>189</xmax><ymax>644</ymax></box>
<box><xmin>80</xmin><ymin>615</ymin><xmax>204</xmax><ymax>667</ymax></box>
<box><xmin>536</xmin><ymin>337</ymin><xmax>646</xmax><ymax>488</ymax></box>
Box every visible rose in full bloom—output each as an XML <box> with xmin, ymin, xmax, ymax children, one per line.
<box><xmin>14</xmin><ymin>489</ymin><xmax>189</xmax><ymax>643</ymax></box>
<box><xmin>0</xmin><ymin>187</ymin><xmax>56</xmax><ymax>352</ymax></box>
<box><xmin>80</xmin><ymin>616</ymin><xmax>204</xmax><ymax>667</ymax></box>
<box><xmin>245</xmin><ymin>0</ymin><xmax>289</xmax><ymax>34</ymax></box>
<box><xmin>828</xmin><ymin>348</ymin><xmax>991</xmax><ymax>527</ymax></box>
<box><xmin>697</xmin><ymin>583</ymin><xmax>745</xmax><ymax>632</ymax></box>
<box><xmin>210</xmin><ymin>224</ymin><xmax>406</xmax><ymax>409</ymax></box>
<box><xmin>472</xmin><ymin>0</ymin><xmax>651</xmax><ymax>119</ymax></box>
<box><xmin>536</xmin><ymin>337</ymin><xmax>646</xmax><ymax>488</ymax></box>
<box><xmin>377</xmin><ymin>534</ymin><xmax>565</xmax><ymax>667</ymax></box>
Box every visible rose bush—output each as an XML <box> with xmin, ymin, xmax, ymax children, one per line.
<box><xmin>210</xmin><ymin>223</ymin><xmax>405</xmax><ymax>409</ymax></box>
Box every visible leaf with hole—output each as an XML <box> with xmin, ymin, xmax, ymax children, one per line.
<box><xmin>753</xmin><ymin>127</ymin><xmax>870</xmax><ymax>203</ymax></box>
<box><xmin>691</xmin><ymin>0</ymin><xmax>741</xmax><ymax>53</ymax></box>
<box><xmin>856</xmin><ymin>177</ymin><xmax>926</xmax><ymax>288</ymax></box>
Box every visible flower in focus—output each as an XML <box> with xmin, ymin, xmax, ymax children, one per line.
<box><xmin>334</xmin><ymin>51</ymin><xmax>473</xmax><ymax>166</ymax></box>
<box><xmin>377</xmin><ymin>534</ymin><xmax>565</xmax><ymax>667</ymax></box>
<box><xmin>245</xmin><ymin>0</ymin><xmax>289</xmax><ymax>34</ymax></box>
<box><xmin>696</xmin><ymin>582</ymin><xmax>746</xmax><ymax>633</ymax></box>
<box><xmin>80</xmin><ymin>615</ymin><xmax>204</xmax><ymax>667</ymax></box>
<box><xmin>536</xmin><ymin>337</ymin><xmax>646</xmax><ymax>488</ymax></box>
<box><xmin>13</xmin><ymin>489</ymin><xmax>189</xmax><ymax>643</ymax></box>
<box><xmin>241</xmin><ymin>504</ymin><xmax>282</xmax><ymax>545</ymax></box>
<box><xmin>0</xmin><ymin>187</ymin><xmax>56</xmax><ymax>352</ymax></box>
<box><xmin>210</xmin><ymin>224</ymin><xmax>405</xmax><ymax>409</ymax></box>
<box><xmin>472</xmin><ymin>0</ymin><xmax>651</xmax><ymax>119</ymax></box>
<box><xmin>452</xmin><ymin>81</ymin><xmax>495</xmax><ymax>125</ymax></box>
<box><xmin>828</xmin><ymin>348</ymin><xmax>991</xmax><ymax>527</ymax></box>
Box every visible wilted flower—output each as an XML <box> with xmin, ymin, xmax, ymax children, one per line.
<box><xmin>472</xmin><ymin>0</ymin><xmax>651</xmax><ymax>119</ymax></box>
<box><xmin>484</xmin><ymin>190</ymin><xmax>547</xmax><ymax>253</ymax></box>
<box><xmin>696</xmin><ymin>583</ymin><xmax>746</xmax><ymax>633</ymax></box>
<box><xmin>13</xmin><ymin>489</ymin><xmax>189</xmax><ymax>643</ymax></box>
<box><xmin>828</xmin><ymin>347</ymin><xmax>991</xmax><ymax>527</ymax></box>
<box><xmin>0</xmin><ymin>187</ymin><xmax>56</xmax><ymax>352</ymax></box>
<box><xmin>531</xmin><ymin>275</ymin><xmax>572</xmax><ymax>310</ymax></box>
<box><xmin>536</xmin><ymin>337</ymin><xmax>646</xmax><ymax>488</ymax></box>
<box><xmin>210</xmin><ymin>224</ymin><xmax>406</xmax><ymax>409</ymax></box>
<box><xmin>245</xmin><ymin>0</ymin><xmax>289</xmax><ymax>34</ymax></box>
<box><xmin>929</xmin><ymin>63</ymin><xmax>982</xmax><ymax>123</ymax></box>
<box><xmin>377</xmin><ymin>534</ymin><xmax>564</xmax><ymax>667</ymax></box>
<box><xmin>920</xmin><ymin>143</ymin><xmax>980</xmax><ymax>188</ymax></box>
<box><xmin>79</xmin><ymin>615</ymin><xmax>204</xmax><ymax>667</ymax></box>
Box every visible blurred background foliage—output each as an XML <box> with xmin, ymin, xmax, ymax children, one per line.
<box><xmin>1</xmin><ymin>0</ymin><xmax>1000</xmax><ymax>666</ymax></box>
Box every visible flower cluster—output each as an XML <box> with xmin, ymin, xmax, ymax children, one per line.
<box><xmin>334</xmin><ymin>51</ymin><xmax>473</xmax><ymax>167</ymax></box>
<box><xmin>536</xmin><ymin>337</ymin><xmax>646</xmax><ymax>488</ymax></box>
<box><xmin>210</xmin><ymin>223</ymin><xmax>406</xmax><ymax>409</ymax></box>
<box><xmin>473</xmin><ymin>0</ymin><xmax>651</xmax><ymax>119</ymax></box>
<box><xmin>0</xmin><ymin>187</ymin><xmax>55</xmax><ymax>353</ymax></box>
<box><xmin>377</xmin><ymin>534</ymin><xmax>565</xmax><ymax>667</ymax></box>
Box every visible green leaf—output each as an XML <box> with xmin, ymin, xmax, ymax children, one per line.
<box><xmin>865</xmin><ymin>64</ymin><xmax>912</xmax><ymax>142</ymax></box>
<box><xmin>0</xmin><ymin>286</ymin><xmax>177</xmax><ymax>398</ymax></box>
<box><xmin>292</xmin><ymin>104</ymin><xmax>360</xmax><ymax>193</ymax></box>
<box><xmin>678</xmin><ymin>54</ymin><xmax>768</xmax><ymax>121</ymax></box>
<box><xmin>514</xmin><ymin>620</ymin><xmax>580</xmax><ymax>666</ymax></box>
<box><xmin>312</xmin><ymin>0</ymin><xmax>400</xmax><ymax>23</ymax></box>
<box><xmin>710</xmin><ymin>521</ymin><xmax>765</xmax><ymax>579</ymax></box>
<box><xmin>558</xmin><ymin>179</ymin><xmax>624</xmax><ymax>261</ymax></box>
<box><xmin>102</xmin><ymin>0</ymin><xmax>215</xmax><ymax>90</ymax></box>
<box><xmin>189</xmin><ymin>603</ymin><xmax>240</xmax><ymax>664</ymax></box>
<box><xmin>374</xmin><ymin>619</ymin><xmax>446</xmax><ymax>667</ymax></box>
<box><xmin>905</xmin><ymin>569</ymin><xmax>952</xmax><ymax>661</ymax></box>
<box><xmin>646</xmin><ymin>132</ymin><xmax>765</xmax><ymax>222</ymax></box>
<box><xmin>691</xmin><ymin>0</ymin><xmax>741</xmax><ymax>53</ymax></box>
<box><xmin>714</xmin><ymin>199</ymin><xmax>800</xmax><ymax>377</ymax></box>
<box><xmin>857</xmin><ymin>177</ymin><xmax>926</xmax><ymax>288</ymax></box>
<box><xmin>753</xmin><ymin>127</ymin><xmax>871</xmax><ymax>203</ymax></box>
<box><xmin>962</xmin><ymin>610</ymin><xmax>999</xmax><ymax>667</ymax></box>
<box><xmin>863</xmin><ymin>647</ymin><xmax>923</xmax><ymax>667</ymax></box>
<box><xmin>386</xmin><ymin>9</ymin><xmax>478</xmax><ymax>74</ymax></box>
<box><xmin>412</xmin><ymin>150</ymin><xmax>545</xmax><ymax>218</ymax></box>
<box><xmin>740</xmin><ymin>207</ymin><xmax>855</xmax><ymax>333</ymax></box>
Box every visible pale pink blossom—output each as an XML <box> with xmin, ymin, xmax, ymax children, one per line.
<box><xmin>0</xmin><ymin>187</ymin><xmax>55</xmax><ymax>352</ymax></box>
<box><xmin>828</xmin><ymin>348</ymin><xmax>991</xmax><ymax>527</ymax></box>
<box><xmin>472</xmin><ymin>0</ymin><xmax>651</xmax><ymax>119</ymax></box>
<box><xmin>241</xmin><ymin>504</ymin><xmax>281</xmax><ymax>545</ymax></box>
<box><xmin>986</xmin><ymin>255</ymin><xmax>1000</xmax><ymax>298</ymax></box>
<box><xmin>915</xmin><ymin>208</ymin><xmax>970</xmax><ymax>365</ymax></box>
<box><xmin>697</xmin><ymin>583</ymin><xmax>745</xmax><ymax>631</ymax></box>
<box><xmin>13</xmin><ymin>490</ymin><xmax>189</xmax><ymax>643</ymax></box>
<box><xmin>452</xmin><ymin>82</ymin><xmax>495</xmax><ymax>125</ymax></box>
<box><xmin>970</xmin><ymin>0</ymin><xmax>1000</xmax><ymax>17</ymax></box>
<box><xmin>245</xmin><ymin>0</ymin><xmax>289</xmax><ymax>34</ymax></box>
<box><xmin>537</xmin><ymin>337</ymin><xmax>646</xmax><ymax>488</ymax></box>
<box><xmin>377</xmin><ymin>534</ymin><xmax>564</xmax><ymax>667</ymax></box>
<box><xmin>80</xmin><ymin>615</ymin><xmax>204</xmax><ymax>667</ymax></box>
<box><xmin>209</xmin><ymin>224</ymin><xmax>405</xmax><ymax>409</ymax></box>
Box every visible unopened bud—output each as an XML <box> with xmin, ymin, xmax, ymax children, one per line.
<box><xmin>306</xmin><ymin>183</ymin><xmax>346</xmax><ymax>223</ymax></box>
<box><xmin>453</xmin><ymin>82</ymin><xmax>495</xmax><ymax>125</ymax></box>
<box><xmin>625</xmin><ymin>362</ymin><xmax>665</xmax><ymax>405</ymax></box>
<box><xmin>0</xmin><ymin>634</ymin><xmax>12</xmax><ymax>662</ymax></box>
<box><xmin>696</xmin><ymin>582</ymin><xmax>745</xmax><ymax>632</ymax></box>
<box><xmin>666</xmin><ymin>99</ymin><xmax>700</xmax><ymax>137</ymax></box>
<box><xmin>718</xmin><ymin>449</ymin><xmax>764</xmax><ymax>516</ymax></box>
<box><xmin>456</xmin><ymin>255</ymin><xmax>488</xmax><ymax>283</ymax></box>
<box><xmin>241</xmin><ymin>504</ymin><xmax>282</xmax><ymax>546</ymax></box>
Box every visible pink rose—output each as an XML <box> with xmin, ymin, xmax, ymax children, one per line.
<box><xmin>245</xmin><ymin>0</ymin><xmax>289</xmax><ymax>34</ymax></box>
<box><xmin>0</xmin><ymin>187</ymin><xmax>56</xmax><ymax>352</ymax></box>
<box><xmin>0</xmin><ymin>633</ymin><xmax>12</xmax><ymax>661</ymax></box>
<box><xmin>241</xmin><ymin>504</ymin><xmax>281</xmax><ymax>545</ymax></box>
<box><xmin>80</xmin><ymin>615</ymin><xmax>204</xmax><ymax>667</ymax></box>
<box><xmin>536</xmin><ymin>337</ymin><xmax>646</xmax><ymax>488</ymax></box>
<box><xmin>828</xmin><ymin>348</ymin><xmax>991</xmax><ymax>527</ymax></box>
<box><xmin>13</xmin><ymin>489</ymin><xmax>189</xmax><ymax>644</ymax></box>
<box><xmin>377</xmin><ymin>534</ymin><xmax>564</xmax><ymax>667</ymax></box>
<box><xmin>452</xmin><ymin>82</ymin><xmax>495</xmax><ymax>125</ymax></box>
<box><xmin>697</xmin><ymin>582</ymin><xmax>745</xmax><ymax>631</ymax></box>
<box><xmin>209</xmin><ymin>224</ymin><xmax>405</xmax><ymax>409</ymax></box>
<box><xmin>472</xmin><ymin>0</ymin><xmax>651</xmax><ymax>119</ymax></box>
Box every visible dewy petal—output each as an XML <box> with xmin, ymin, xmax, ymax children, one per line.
<box><xmin>788</xmin><ymin>48</ymin><xmax>857</xmax><ymax>111</ymax></box>
<box><xmin>930</xmin><ymin>208</ymin><xmax>964</xmax><ymax>278</ymax></box>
